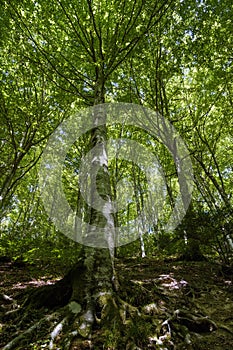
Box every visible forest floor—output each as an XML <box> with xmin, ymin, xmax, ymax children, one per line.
<box><xmin>0</xmin><ymin>256</ymin><xmax>233</xmax><ymax>349</ymax></box>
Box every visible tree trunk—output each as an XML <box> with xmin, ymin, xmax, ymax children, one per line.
<box><xmin>72</xmin><ymin>69</ymin><xmax>119</xmax><ymax>337</ymax></box>
<box><xmin>15</xmin><ymin>72</ymin><xmax>122</xmax><ymax>347</ymax></box>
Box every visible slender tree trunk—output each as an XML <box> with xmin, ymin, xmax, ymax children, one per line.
<box><xmin>71</xmin><ymin>69</ymin><xmax>118</xmax><ymax>336</ymax></box>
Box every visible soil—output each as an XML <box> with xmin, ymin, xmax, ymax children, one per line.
<box><xmin>0</xmin><ymin>257</ymin><xmax>232</xmax><ymax>349</ymax></box>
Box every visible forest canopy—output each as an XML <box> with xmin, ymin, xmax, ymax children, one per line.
<box><xmin>1</xmin><ymin>0</ymin><xmax>232</xmax><ymax>263</ymax></box>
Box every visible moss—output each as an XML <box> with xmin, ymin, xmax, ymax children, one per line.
<box><xmin>127</xmin><ymin>314</ymin><xmax>153</xmax><ymax>347</ymax></box>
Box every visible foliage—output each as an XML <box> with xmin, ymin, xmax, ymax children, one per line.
<box><xmin>0</xmin><ymin>0</ymin><xmax>232</xmax><ymax>263</ymax></box>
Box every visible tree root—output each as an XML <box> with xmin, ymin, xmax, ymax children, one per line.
<box><xmin>173</xmin><ymin>309</ymin><xmax>217</xmax><ymax>333</ymax></box>
<box><xmin>218</xmin><ymin>324</ymin><xmax>233</xmax><ymax>335</ymax></box>
<box><xmin>2</xmin><ymin>312</ymin><xmax>59</xmax><ymax>350</ymax></box>
<box><xmin>2</xmin><ymin>293</ymin><xmax>224</xmax><ymax>350</ymax></box>
<box><xmin>2</xmin><ymin>259</ymin><xmax>229</xmax><ymax>349</ymax></box>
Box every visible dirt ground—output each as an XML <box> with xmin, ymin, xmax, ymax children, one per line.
<box><xmin>0</xmin><ymin>257</ymin><xmax>233</xmax><ymax>349</ymax></box>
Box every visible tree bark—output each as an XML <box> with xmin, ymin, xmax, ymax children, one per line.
<box><xmin>73</xmin><ymin>68</ymin><xmax>118</xmax><ymax>337</ymax></box>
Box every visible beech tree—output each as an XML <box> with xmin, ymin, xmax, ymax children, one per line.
<box><xmin>1</xmin><ymin>0</ymin><xmax>233</xmax><ymax>348</ymax></box>
<box><xmin>1</xmin><ymin>0</ymin><xmax>176</xmax><ymax>347</ymax></box>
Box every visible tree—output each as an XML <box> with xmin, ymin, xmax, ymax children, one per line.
<box><xmin>0</xmin><ymin>11</ymin><xmax>69</xmax><ymax>219</ymax></box>
<box><xmin>2</xmin><ymin>0</ymin><xmax>175</xmax><ymax>347</ymax></box>
<box><xmin>1</xmin><ymin>0</ymin><xmax>233</xmax><ymax>347</ymax></box>
<box><xmin>119</xmin><ymin>0</ymin><xmax>233</xmax><ymax>261</ymax></box>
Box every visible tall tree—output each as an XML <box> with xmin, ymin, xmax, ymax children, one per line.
<box><xmin>2</xmin><ymin>0</ymin><xmax>175</xmax><ymax>347</ymax></box>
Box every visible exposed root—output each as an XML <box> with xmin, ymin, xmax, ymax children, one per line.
<box><xmin>2</xmin><ymin>259</ymin><xmax>232</xmax><ymax>349</ymax></box>
<box><xmin>173</xmin><ymin>309</ymin><xmax>217</xmax><ymax>333</ymax></box>
<box><xmin>3</xmin><ymin>284</ymin><xmax>221</xmax><ymax>349</ymax></box>
<box><xmin>2</xmin><ymin>312</ymin><xmax>59</xmax><ymax>350</ymax></box>
<box><xmin>218</xmin><ymin>325</ymin><xmax>233</xmax><ymax>335</ymax></box>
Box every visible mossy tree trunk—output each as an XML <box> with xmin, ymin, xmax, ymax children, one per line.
<box><xmin>71</xmin><ymin>68</ymin><xmax>120</xmax><ymax>339</ymax></box>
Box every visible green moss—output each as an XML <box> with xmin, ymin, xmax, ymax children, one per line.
<box><xmin>127</xmin><ymin>315</ymin><xmax>153</xmax><ymax>346</ymax></box>
<box><xmin>103</xmin><ymin>327</ymin><xmax>121</xmax><ymax>348</ymax></box>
